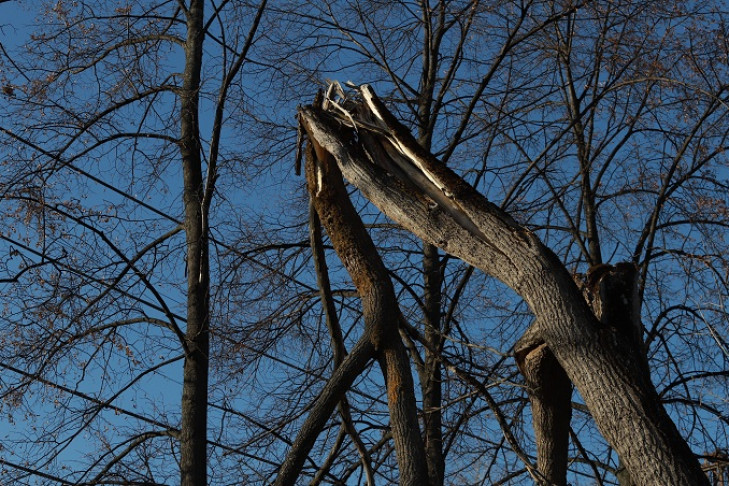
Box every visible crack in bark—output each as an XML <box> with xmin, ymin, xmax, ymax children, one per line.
<box><xmin>297</xmin><ymin>84</ymin><xmax>710</xmax><ymax>486</ymax></box>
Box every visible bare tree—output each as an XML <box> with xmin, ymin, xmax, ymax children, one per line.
<box><xmin>273</xmin><ymin>0</ymin><xmax>729</xmax><ymax>483</ymax></box>
<box><xmin>296</xmin><ymin>81</ymin><xmax>714</xmax><ymax>484</ymax></box>
<box><xmin>1</xmin><ymin>0</ymin><xmax>728</xmax><ymax>485</ymax></box>
<box><xmin>0</xmin><ymin>1</ymin><xmax>269</xmax><ymax>484</ymax></box>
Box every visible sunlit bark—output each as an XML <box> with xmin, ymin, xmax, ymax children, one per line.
<box><xmin>298</xmin><ymin>88</ymin><xmax>710</xmax><ymax>485</ymax></box>
<box><xmin>276</xmin><ymin>137</ymin><xmax>429</xmax><ymax>485</ymax></box>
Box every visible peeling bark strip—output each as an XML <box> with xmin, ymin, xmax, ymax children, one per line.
<box><xmin>297</xmin><ymin>83</ymin><xmax>709</xmax><ymax>486</ymax></box>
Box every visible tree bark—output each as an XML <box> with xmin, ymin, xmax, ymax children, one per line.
<box><xmin>276</xmin><ymin>138</ymin><xmax>429</xmax><ymax>485</ymax></box>
<box><xmin>514</xmin><ymin>334</ymin><xmax>572</xmax><ymax>486</ymax></box>
<box><xmin>274</xmin><ymin>336</ymin><xmax>376</xmax><ymax>486</ymax></box>
<box><xmin>180</xmin><ymin>1</ymin><xmax>209</xmax><ymax>485</ymax></box>
<box><xmin>297</xmin><ymin>87</ymin><xmax>709</xmax><ymax>485</ymax></box>
<box><xmin>422</xmin><ymin>242</ymin><xmax>445</xmax><ymax>486</ymax></box>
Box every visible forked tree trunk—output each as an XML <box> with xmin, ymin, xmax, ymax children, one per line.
<box><xmin>309</xmin><ymin>205</ymin><xmax>377</xmax><ymax>485</ymax></box>
<box><xmin>305</xmin><ymin>139</ymin><xmax>429</xmax><ymax>485</ymax></box>
<box><xmin>275</xmin><ymin>138</ymin><xmax>429</xmax><ymax>485</ymax></box>
<box><xmin>514</xmin><ymin>262</ymin><xmax>647</xmax><ymax>485</ymax></box>
<box><xmin>297</xmin><ymin>84</ymin><xmax>710</xmax><ymax>486</ymax></box>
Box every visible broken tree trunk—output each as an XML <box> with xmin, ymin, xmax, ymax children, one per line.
<box><xmin>275</xmin><ymin>133</ymin><xmax>429</xmax><ymax>485</ymax></box>
<box><xmin>514</xmin><ymin>327</ymin><xmax>572</xmax><ymax>486</ymax></box>
<box><xmin>296</xmin><ymin>82</ymin><xmax>709</xmax><ymax>486</ymax></box>
<box><xmin>304</xmin><ymin>138</ymin><xmax>429</xmax><ymax>485</ymax></box>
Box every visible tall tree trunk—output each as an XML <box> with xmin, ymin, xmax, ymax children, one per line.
<box><xmin>180</xmin><ymin>1</ymin><xmax>209</xmax><ymax>485</ymax></box>
<box><xmin>417</xmin><ymin>9</ymin><xmax>445</xmax><ymax>479</ymax></box>
<box><xmin>298</xmin><ymin>89</ymin><xmax>710</xmax><ymax>485</ymax></box>
<box><xmin>422</xmin><ymin>242</ymin><xmax>445</xmax><ymax>486</ymax></box>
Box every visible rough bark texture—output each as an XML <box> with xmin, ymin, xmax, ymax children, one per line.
<box><xmin>273</xmin><ymin>336</ymin><xmax>376</xmax><ymax>486</ymax></box>
<box><xmin>513</xmin><ymin>263</ymin><xmax>644</xmax><ymax>485</ymax></box>
<box><xmin>514</xmin><ymin>338</ymin><xmax>572</xmax><ymax>486</ymax></box>
<box><xmin>180</xmin><ymin>1</ymin><xmax>209</xmax><ymax>485</ymax></box>
<box><xmin>616</xmin><ymin>461</ymin><xmax>636</xmax><ymax>486</ymax></box>
<box><xmin>275</xmin><ymin>138</ymin><xmax>429</xmax><ymax>485</ymax></box>
<box><xmin>580</xmin><ymin>263</ymin><xmax>646</xmax><ymax>486</ymax></box>
<box><xmin>379</xmin><ymin>342</ymin><xmax>430</xmax><ymax>486</ymax></box>
<box><xmin>297</xmin><ymin>87</ymin><xmax>710</xmax><ymax>485</ymax></box>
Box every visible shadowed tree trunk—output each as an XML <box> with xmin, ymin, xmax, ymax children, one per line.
<box><xmin>422</xmin><ymin>241</ymin><xmax>445</xmax><ymax>486</ymax></box>
<box><xmin>180</xmin><ymin>1</ymin><xmax>209</xmax><ymax>485</ymax></box>
<box><xmin>296</xmin><ymin>83</ymin><xmax>710</xmax><ymax>486</ymax></box>
<box><xmin>514</xmin><ymin>334</ymin><xmax>572</xmax><ymax>486</ymax></box>
<box><xmin>273</xmin><ymin>335</ymin><xmax>377</xmax><ymax>486</ymax></box>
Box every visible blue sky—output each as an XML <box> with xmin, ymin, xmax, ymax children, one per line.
<box><xmin>0</xmin><ymin>1</ymin><xmax>728</xmax><ymax>484</ymax></box>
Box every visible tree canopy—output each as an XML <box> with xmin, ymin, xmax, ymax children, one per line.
<box><xmin>0</xmin><ymin>1</ymin><xmax>728</xmax><ymax>485</ymax></box>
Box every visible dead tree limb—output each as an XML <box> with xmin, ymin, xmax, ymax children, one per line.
<box><xmin>276</xmin><ymin>134</ymin><xmax>429</xmax><ymax>485</ymax></box>
<box><xmin>296</xmin><ymin>83</ymin><xmax>709</xmax><ymax>486</ymax></box>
